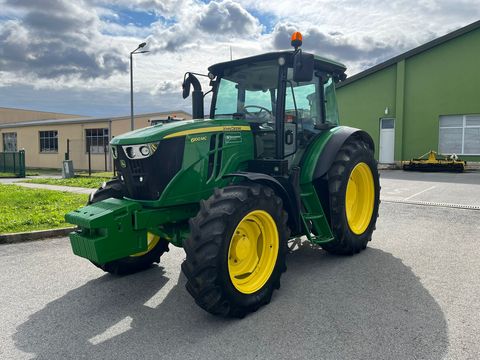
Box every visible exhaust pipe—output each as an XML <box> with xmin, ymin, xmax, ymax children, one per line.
<box><xmin>182</xmin><ymin>73</ymin><xmax>204</xmax><ymax>119</ymax></box>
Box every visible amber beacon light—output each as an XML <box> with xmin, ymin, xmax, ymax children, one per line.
<box><xmin>291</xmin><ymin>31</ymin><xmax>303</xmax><ymax>49</ymax></box>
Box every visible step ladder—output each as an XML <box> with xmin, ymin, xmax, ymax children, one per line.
<box><xmin>299</xmin><ymin>183</ymin><xmax>334</xmax><ymax>244</ymax></box>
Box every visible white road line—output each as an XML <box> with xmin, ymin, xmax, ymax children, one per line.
<box><xmin>143</xmin><ymin>276</ymin><xmax>179</xmax><ymax>309</ymax></box>
<box><xmin>382</xmin><ymin>199</ymin><xmax>480</xmax><ymax>210</ymax></box>
<box><xmin>403</xmin><ymin>185</ymin><xmax>436</xmax><ymax>201</ymax></box>
<box><xmin>88</xmin><ymin>316</ymin><xmax>133</xmax><ymax>345</ymax></box>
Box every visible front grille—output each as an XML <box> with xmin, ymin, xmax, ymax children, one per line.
<box><xmin>129</xmin><ymin>158</ymin><xmax>145</xmax><ymax>175</ymax></box>
<box><xmin>115</xmin><ymin>137</ymin><xmax>185</xmax><ymax>200</ymax></box>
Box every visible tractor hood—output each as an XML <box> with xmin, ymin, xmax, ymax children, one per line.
<box><xmin>110</xmin><ymin>118</ymin><xmax>251</xmax><ymax>145</ymax></box>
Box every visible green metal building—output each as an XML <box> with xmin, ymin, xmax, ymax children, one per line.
<box><xmin>336</xmin><ymin>20</ymin><xmax>480</xmax><ymax>164</ymax></box>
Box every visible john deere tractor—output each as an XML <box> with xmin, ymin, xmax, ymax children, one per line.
<box><xmin>66</xmin><ymin>32</ymin><xmax>380</xmax><ymax>317</ymax></box>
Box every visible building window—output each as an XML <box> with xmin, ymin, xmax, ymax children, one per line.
<box><xmin>86</xmin><ymin>128</ymin><xmax>109</xmax><ymax>153</ymax></box>
<box><xmin>439</xmin><ymin>115</ymin><xmax>480</xmax><ymax>155</ymax></box>
<box><xmin>39</xmin><ymin>131</ymin><xmax>58</xmax><ymax>153</ymax></box>
<box><xmin>2</xmin><ymin>132</ymin><xmax>17</xmax><ymax>152</ymax></box>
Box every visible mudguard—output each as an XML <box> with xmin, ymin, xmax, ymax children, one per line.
<box><xmin>300</xmin><ymin>126</ymin><xmax>374</xmax><ymax>184</ymax></box>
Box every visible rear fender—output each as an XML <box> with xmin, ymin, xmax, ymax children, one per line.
<box><xmin>300</xmin><ymin>126</ymin><xmax>374</xmax><ymax>184</ymax></box>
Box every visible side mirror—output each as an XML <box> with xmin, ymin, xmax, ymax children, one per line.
<box><xmin>293</xmin><ymin>51</ymin><xmax>314</xmax><ymax>83</ymax></box>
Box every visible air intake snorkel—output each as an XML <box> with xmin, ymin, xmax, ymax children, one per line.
<box><xmin>182</xmin><ymin>72</ymin><xmax>204</xmax><ymax>119</ymax></box>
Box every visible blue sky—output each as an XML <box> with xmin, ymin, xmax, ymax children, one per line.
<box><xmin>108</xmin><ymin>8</ymin><xmax>157</xmax><ymax>26</ymax></box>
<box><xmin>0</xmin><ymin>0</ymin><xmax>479</xmax><ymax>117</ymax></box>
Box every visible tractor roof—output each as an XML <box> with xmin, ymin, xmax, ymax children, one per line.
<box><xmin>208</xmin><ymin>51</ymin><xmax>347</xmax><ymax>81</ymax></box>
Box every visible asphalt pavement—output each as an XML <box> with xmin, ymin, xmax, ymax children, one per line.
<box><xmin>1</xmin><ymin>170</ymin><xmax>479</xmax><ymax>360</ymax></box>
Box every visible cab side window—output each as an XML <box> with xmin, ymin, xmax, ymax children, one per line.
<box><xmin>324</xmin><ymin>77</ymin><xmax>339</xmax><ymax>125</ymax></box>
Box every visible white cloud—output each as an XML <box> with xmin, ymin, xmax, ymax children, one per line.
<box><xmin>0</xmin><ymin>0</ymin><xmax>479</xmax><ymax>116</ymax></box>
<box><xmin>145</xmin><ymin>0</ymin><xmax>262</xmax><ymax>53</ymax></box>
<box><xmin>0</xmin><ymin>0</ymin><xmax>130</xmax><ymax>81</ymax></box>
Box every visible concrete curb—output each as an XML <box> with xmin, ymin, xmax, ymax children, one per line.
<box><xmin>0</xmin><ymin>227</ymin><xmax>74</xmax><ymax>244</ymax></box>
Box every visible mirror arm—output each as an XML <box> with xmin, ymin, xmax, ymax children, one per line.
<box><xmin>203</xmin><ymin>89</ymin><xmax>213</xmax><ymax>98</ymax></box>
<box><xmin>186</xmin><ymin>72</ymin><xmax>210</xmax><ymax>78</ymax></box>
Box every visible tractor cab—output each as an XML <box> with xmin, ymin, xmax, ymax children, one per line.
<box><xmin>184</xmin><ymin>32</ymin><xmax>347</xmax><ymax>175</ymax></box>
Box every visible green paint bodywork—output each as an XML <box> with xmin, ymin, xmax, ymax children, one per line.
<box><xmin>299</xmin><ymin>127</ymin><xmax>342</xmax><ymax>185</ymax></box>
<box><xmin>65</xmin><ymin>50</ymin><xmax>360</xmax><ymax>264</ymax></box>
<box><xmin>65</xmin><ymin>117</ymin><xmax>354</xmax><ymax>262</ymax></box>
<box><xmin>113</xmin><ymin>118</ymin><xmax>254</xmax><ymax>208</ymax></box>
<box><xmin>67</xmin><ymin>118</ymin><xmax>256</xmax><ymax>261</ymax></box>
<box><xmin>65</xmin><ymin>116</ymin><xmax>346</xmax><ymax>263</ymax></box>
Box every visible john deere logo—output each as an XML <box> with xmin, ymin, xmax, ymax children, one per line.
<box><xmin>120</xmin><ymin>160</ymin><xmax>127</xmax><ymax>168</ymax></box>
<box><xmin>225</xmin><ymin>132</ymin><xmax>242</xmax><ymax>144</ymax></box>
<box><xmin>223</xmin><ymin>126</ymin><xmax>242</xmax><ymax>131</ymax></box>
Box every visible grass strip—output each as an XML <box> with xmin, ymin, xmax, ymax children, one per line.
<box><xmin>0</xmin><ymin>184</ymin><xmax>87</xmax><ymax>234</ymax></box>
<box><xmin>22</xmin><ymin>176</ymin><xmax>112</xmax><ymax>189</ymax></box>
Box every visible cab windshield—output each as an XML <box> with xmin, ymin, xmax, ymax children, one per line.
<box><xmin>213</xmin><ymin>60</ymin><xmax>339</xmax><ymax>128</ymax></box>
<box><xmin>213</xmin><ymin>60</ymin><xmax>278</xmax><ymax>124</ymax></box>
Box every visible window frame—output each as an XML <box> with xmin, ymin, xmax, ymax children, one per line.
<box><xmin>39</xmin><ymin>130</ymin><xmax>58</xmax><ymax>153</ymax></box>
<box><xmin>85</xmin><ymin>128</ymin><xmax>109</xmax><ymax>154</ymax></box>
<box><xmin>439</xmin><ymin>114</ymin><xmax>480</xmax><ymax>155</ymax></box>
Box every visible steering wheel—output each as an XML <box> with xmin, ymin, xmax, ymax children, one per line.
<box><xmin>243</xmin><ymin>105</ymin><xmax>272</xmax><ymax>121</ymax></box>
<box><xmin>243</xmin><ymin>105</ymin><xmax>274</xmax><ymax>130</ymax></box>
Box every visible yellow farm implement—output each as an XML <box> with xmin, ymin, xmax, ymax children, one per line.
<box><xmin>402</xmin><ymin>150</ymin><xmax>466</xmax><ymax>172</ymax></box>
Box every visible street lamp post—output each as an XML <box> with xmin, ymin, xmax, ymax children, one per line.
<box><xmin>130</xmin><ymin>42</ymin><xmax>149</xmax><ymax>131</ymax></box>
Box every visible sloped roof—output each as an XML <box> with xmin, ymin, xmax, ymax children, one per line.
<box><xmin>0</xmin><ymin>110</ymin><xmax>191</xmax><ymax>129</ymax></box>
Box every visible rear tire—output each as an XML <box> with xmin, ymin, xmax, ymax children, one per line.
<box><xmin>321</xmin><ymin>138</ymin><xmax>380</xmax><ymax>255</ymax></box>
<box><xmin>88</xmin><ymin>179</ymin><xmax>169</xmax><ymax>275</ymax></box>
<box><xmin>182</xmin><ymin>184</ymin><xmax>289</xmax><ymax>318</ymax></box>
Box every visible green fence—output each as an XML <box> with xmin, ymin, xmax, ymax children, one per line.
<box><xmin>0</xmin><ymin>150</ymin><xmax>26</xmax><ymax>177</ymax></box>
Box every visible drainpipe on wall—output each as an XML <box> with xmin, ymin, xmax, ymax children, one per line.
<box><xmin>395</xmin><ymin>60</ymin><xmax>406</xmax><ymax>162</ymax></box>
<box><xmin>108</xmin><ymin>119</ymin><xmax>112</xmax><ymax>172</ymax></box>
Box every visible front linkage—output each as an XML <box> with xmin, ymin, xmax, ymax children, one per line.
<box><xmin>66</xmin><ymin>197</ymin><xmax>196</xmax><ymax>264</ymax></box>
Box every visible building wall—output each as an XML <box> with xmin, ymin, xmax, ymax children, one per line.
<box><xmin>8</xmin><ymin>121</ymin><xmax>111</xmax><ymax>171</ymax></box>
<box><xmin>335</xmin><ymin>65</ymin><xmax>397</xmax><ymax>160</ymax></box>
<box><xmin>0</xmin><ymin>111</ymin><xmax>191</xmax><ymax>171</ymax></box>
<box><xmin>403</xmin><ymin>28</ymin><xmax>480</xmax><ymax>161</ymax></box>
<box><xmin>337</xmin><ymin>27</ymin><xmax>480</xmax><ymax>162</ymax></box>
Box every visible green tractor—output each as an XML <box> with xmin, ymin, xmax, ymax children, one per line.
<box><xmin>65</xmin><ymin>33</ymin><xmax>380</xmax><ymax>317</ymax></box>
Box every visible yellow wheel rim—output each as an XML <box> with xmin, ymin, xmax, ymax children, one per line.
<box><xmin>130</xmin><ymin>232</ymin><xmax>160</xmax><ymax>257</ymax></box>
<box><xmin>345</xmin><ymin>162</ymin><xmax>375</xmax><ymax>235</ymax></box>
<box><xmin>228</xmin><ymin>210</ymin><xmax>279</xmax><ymax>294</ymax></box>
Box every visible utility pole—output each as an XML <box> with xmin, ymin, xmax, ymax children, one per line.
<box><xmin>130</xmin><ymin>42</ymin><xmax>149</xmax><ymax>131</ymax></box>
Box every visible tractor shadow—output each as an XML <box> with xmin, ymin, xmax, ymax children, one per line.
<box><xmin>14</xmin><ymin>245</ymin><xmax>448</xmax><ymax>360</ymax></box>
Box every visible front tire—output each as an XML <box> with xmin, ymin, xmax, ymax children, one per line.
<box><xmin>182</xmin><ymin>184</ymin><xmax>289</xmax><ymax>318</ymax></box>
<box><xmin>88</xmin><ymin>180</ymin><xmax>169</xmax><ymax>275</ymax></box>
<box><xmin>321</xmin><ymin>137</ymin><xmax>380</xmax><ymax>255</ymax></box>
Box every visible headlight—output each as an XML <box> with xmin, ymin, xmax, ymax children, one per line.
<box><xmin>122</xmin><ymin>142</ymin><xmax>159</xmax><ymax>160</ymax></box>
<box><xmin>139</xmin><ymin>146</ymin><xmax>150</xmax><ymax>156</ymax></box>
<box><xmin>111</xmin><ymin>146</ymin><xmax>118</xmax><ymax>159</ymax></box>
